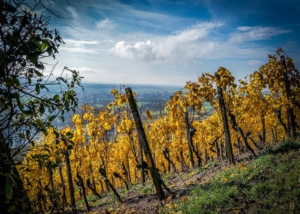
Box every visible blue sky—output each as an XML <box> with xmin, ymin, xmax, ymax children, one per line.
<box><xmin>41</xmin><ymin>0</ymin><xmax>300</xmax><ymax>86</ymax></box>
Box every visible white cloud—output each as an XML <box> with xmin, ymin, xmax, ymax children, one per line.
<box><xmin>114</xmin><ymin>40</ymin><xmax>159</xmax><ymax>60</ymax></box>
<box><xmin>112</xmin><ymin>22</ymin><xmax>224</xmax><ymax>61</ymax></box>
<box><xmin>64</xmin><ymin>39</ymin><xmax>99</xmax><ymax>47</ymax></box>
<box><xmin>70</xmin><ymin>67</ymin><xmax>106</xmax><ymax>74</ymax></box>
<box><xmin>236</xmin><ymin>26</ymin><xmax>253</xmax><ymax>32</ymax></box>
<box><xmin>96</xmin><ymin>19</ymin><xmax>116</xmax><ymax>30</ymax></box>
<box><xmin>111</xmin><ymin>22</ymin><xmax>274</xmax><ymax>62</ymax></box>
<box><xmin>60</xmin><ymin>39</ymin><xmax>100</xmax><ymax>53</ymax></box>
<box><xmin>66</xmin><ymin>6</ymin><xmax>78</xmax><ymax>19</ymax></box>
<box><xmin>60</xmin><ymin>47</ymin><xmax>96</xmax><ymax>53</ymax></box>
<box><xmin>229</xmin><ymin>26</ymin><xmax>290</xmax><ymax>43</ymax></box>
<box><xmin>247</xmin><ymin>59</ymin><xmax>263</xmax><ymax>66</ymax></box>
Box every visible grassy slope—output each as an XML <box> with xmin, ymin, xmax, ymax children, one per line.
<box><xmin>80</xmin><ymin>140</ymin><xmax>300</xmax><ymax>214</ymax></box>
<box><xmin>161</xmin><ymin>140</ymin><xmax>300</xmax><ymax>214</ymax></box>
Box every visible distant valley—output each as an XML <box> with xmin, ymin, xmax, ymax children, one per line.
<box><xmin>52</xmin><ymin>83</ymin><xmax>184</xmax><ymax>127</ymax></box>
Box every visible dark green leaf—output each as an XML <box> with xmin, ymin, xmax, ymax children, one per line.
<box><xmin>26</xmin><ymin>130</ymin><xmax>30</xmax><ymax>138</ymax></box>
<box><xmin>53</xmin><ymin>94</ymin><xmax>59</xmax><ymax>101</ymax></box>
<box><xmin>28</xmin><ymin>55</ymin><xmax>38</xmax><ymax>66</ymax></box>
<box><xmin>18</xmin><ymin>133</ymin><xmax>25</xmax><ymax>138</ymax></box>
<box><xmin>35</xmin><ymin>119</ymin><xmax>43</xmax><ymax>127</ymax></box>
<box><xmin>56</xmin><ymin>157</ymin><xmax>62</xmax><ymax>164</ymax></box>
<box><xmin>53</xmin><ymin>130</ymin><xmax>60</xmax><ymax>138</ymax></box>
<box><xmin>3</xmin><ymin>2</ymin><xmax>16</xmax><ymax>13</ymax></box>
<box><xmin>39</xmin><ymin>104</ymin><xmax>45</xmax><ymax>114</ymax></box>
<box><xmin>66</xmin><ymin>131</ymin><xmax>73</xmax><ymax>138</ymax></box>
<box><xmin>48</xmin><ymin>115</ymin><xmax>55</xmax><ymax>122</ymax></box>
<box><xmin>10</xmin><ymin>17</ymin><xmax>17</xmax><ymax>25</ymax></box>
<box><xmin>5</xmin><ymin>176</ymin><xmax>13</xmax><ymax>200</ymax></box>
<box><xmin>41</xmin><ymin>40</ymin><xmax>47</xmax><ymax>52</ymax></box>
<box><xmin>34</xmin><ymin>70</ymin><xmax>43</xmax><ymax>77</ymax></box>
<box><xmin>22</xmin><ymin>110</ymin><xmax>33</xmax><ymax>115</ymax></box>
<box><xmin>16</xmin><ymin>98</ymin><xmax>24</xmax><ymax>110</ymax></box>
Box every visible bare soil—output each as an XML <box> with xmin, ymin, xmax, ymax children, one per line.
<box><xmin>85</xmin><ymin>163</ymin><xmax>227</xmax><ymax>214</ymax></box>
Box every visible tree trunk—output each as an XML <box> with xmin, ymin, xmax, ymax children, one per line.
<box><xmin>261</xmin><ymin>114</ymin><xmax>266</xmax><ymax>143</ymax></box>
<box><xmin>271</xmin><ymin>128</ymin><xmax>278</xmax><ymax>144</ymax></box>
<box><xmin>214</xmin><ymin>140</ymin><xmax>220</xmax><ymax>160</ymax></box>
<box><xmin>179</xmin><ymin>148</ymin><xmax>187</xmax><ymax>170</ymax></box>
<box><xmin>59</xmin><ymin>166</ymin><xmax>67</xmax><ymax>210</ymax></box>
<box><xmin>86</xmin><ymin>178</ymin><xmax>102</xmax><ymax>199</ymax></box>
<box><xmin>229</xmin><ymin>113</ymin><xmax>256</xmax><ymax>157</ymax></box>
<box><xmin>192</xmin><ymin>145</ymin><xmax>202</xmax><ymax>167</ymax></box>
<box><xmin>281</xmin><ymin>56</ymin><xmax>297</xmax><ymax>138</ymax></box>
<box><xmin>126</xmin><ymin>87</ymin><xmax>165</xmax><ymax>200</ymax></box>
<box><xmin>76</xmin><ymin>172</ymin><xmax>90</xmax><ymax>212</ymax></box>
<box><xmin>99</xmin><ymin>167</ymin><xmax>123</xmax><ymax>203</ymax></box>
<box><xmin>113</xmin><ymin>172</ymin><xmax>129</xmax><ymax>191</ymax></box>
<box><xmin>204</xmin><ymin>148</ymin><xmax>209</xmax><ymax>164</ymax></box>
<box><xmin>185</xmin><ymin>112</ymin><xmax>195</xmax><ymax>168</ymax></box>
<box><xmin>49</xmin><ymin>172</ymin><xmax>60</xmax><ymax>213</ymax></box>
<box><xmin>275</xmin><ymin>109</ymin><xmax>288</xmax><ymax>135</ymax></box>
<box><xmin>163</xmin><ymin>147</ymin><xmax>177</xmax><ymax>172</ymax></box>
<box><xmin>0</xmin><ymin>132</ymin><xmax>32</xmax><ymax>213</ymax></box>
<box><xmin>139</xmin><ymin>139</ymin><xmax>145</xmax><ymax>185</ymax></box>
<box><xmin>38</xmin><ymin>179</ymin><xmax>47</xmax><ymax>212</ymax></box>
<box><xmin>88</xmin><ymin>164</ymin><xmax>101</xmax><ymax>198</ymax></box>
<box><xmin>64</xmin><ymin>150</ymin><xmax>76</xmax><ymax>214</ymax></box>
<box><xmin>215</xmin><ymin>75</ymin><xmax>234</xmax><ymax>165</ymax></box>
<box><xmin>99</xmin><ymin>180</ymin><xmax>105</xmax><ymax>195</ymax></box>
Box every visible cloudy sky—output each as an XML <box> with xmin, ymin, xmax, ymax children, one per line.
<box><xmin>41</xmin><ymin>0</ymin><xmax>300</xmax><ymax>86</ymax></box>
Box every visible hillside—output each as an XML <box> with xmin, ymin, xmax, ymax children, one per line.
<box><xmin>13</xmin><ymin>50</ymin><xmax>300</xmax><ymax>214</ymax></box>
<box><xmin>76</xmin><ymin>140</ymin><xmax>300</xmax><ymax>214</ymax></box>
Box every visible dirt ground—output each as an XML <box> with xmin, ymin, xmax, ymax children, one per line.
<box><xmin>86</xmin><ymin>163</ymin><xmax>227</xmax><ymax>214</ymax></box>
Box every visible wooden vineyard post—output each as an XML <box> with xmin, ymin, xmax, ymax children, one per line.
<box><xmin>215</xmin><ymin>74</ymin><xmax>235</xmax><ymax>165</ymax></box>
<box><xmin>139</xmin><ymin>139</ymin><xmax>146</xmax><ymax>185</ymax></box>
<box><xmin>48</xmin><ymin>172</ymin><xmax>59</xmax><ymax>213</ymax></box>
<box><xmin>58</xmin><ymin>166</ymin><xmax>67</xmax><ymax>209</ymax></box>
<box><xmin>204</xmin><ymin>148</ymin><xmax>208</xmax><ymax>164</ymax></box>
<box><xmin>261</xmin><ymin>114</ymin><xmax>266</xmax><ymax>143</ymax></box>
<box><xmin>63</xmin><ymin>149</ymin><xmax>76</xmax><ymax>214</ymax></box>
<box><xmin>76</xmin><ymin>172</ymin><xmax>90</xmax><ymax>212</ymax></box>
<box><xmin>281</xmin><ymin>56</ymin><xmax>297</xmax><ymax>138</ymax></box>
<box><xmin>185</xmin><ymin>112</ymin><xmax>195</xmax><ymax>168</ymax></box>
<box><xmin>126</xmin><ymin>87</ymin><xmax>165</xmax><ymax>200</ymax></box>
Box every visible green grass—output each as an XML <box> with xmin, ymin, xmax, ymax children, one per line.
<box><xmin>162</xmin><ymin>140</ymin><xmax>300</xmax><ymax>214</ymax></box>
<box><xmin>272</xmin><ymin>139</ymin><xmax>300</xmax><ymax>153</ymax></box>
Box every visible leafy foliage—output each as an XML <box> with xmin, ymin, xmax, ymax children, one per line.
<box><xmin>0</xmin><ymin>0</ymin><xmax>82</xmax><ymax>150</ymax></box>
<box><xmin>0</xmin><ymin>0</ymin><xmax>82</xmax><ymax>212</ymax></box>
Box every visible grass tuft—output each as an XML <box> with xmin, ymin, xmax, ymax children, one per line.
<box><xmin>272</xmin><ymin>138</ymin><xmax>300</xmax><ymax>154</ymax></box>
<box><xmin>161</xmin><ymin>140</ymin><xmax>300</xmax><ymax>213</ymax></box>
